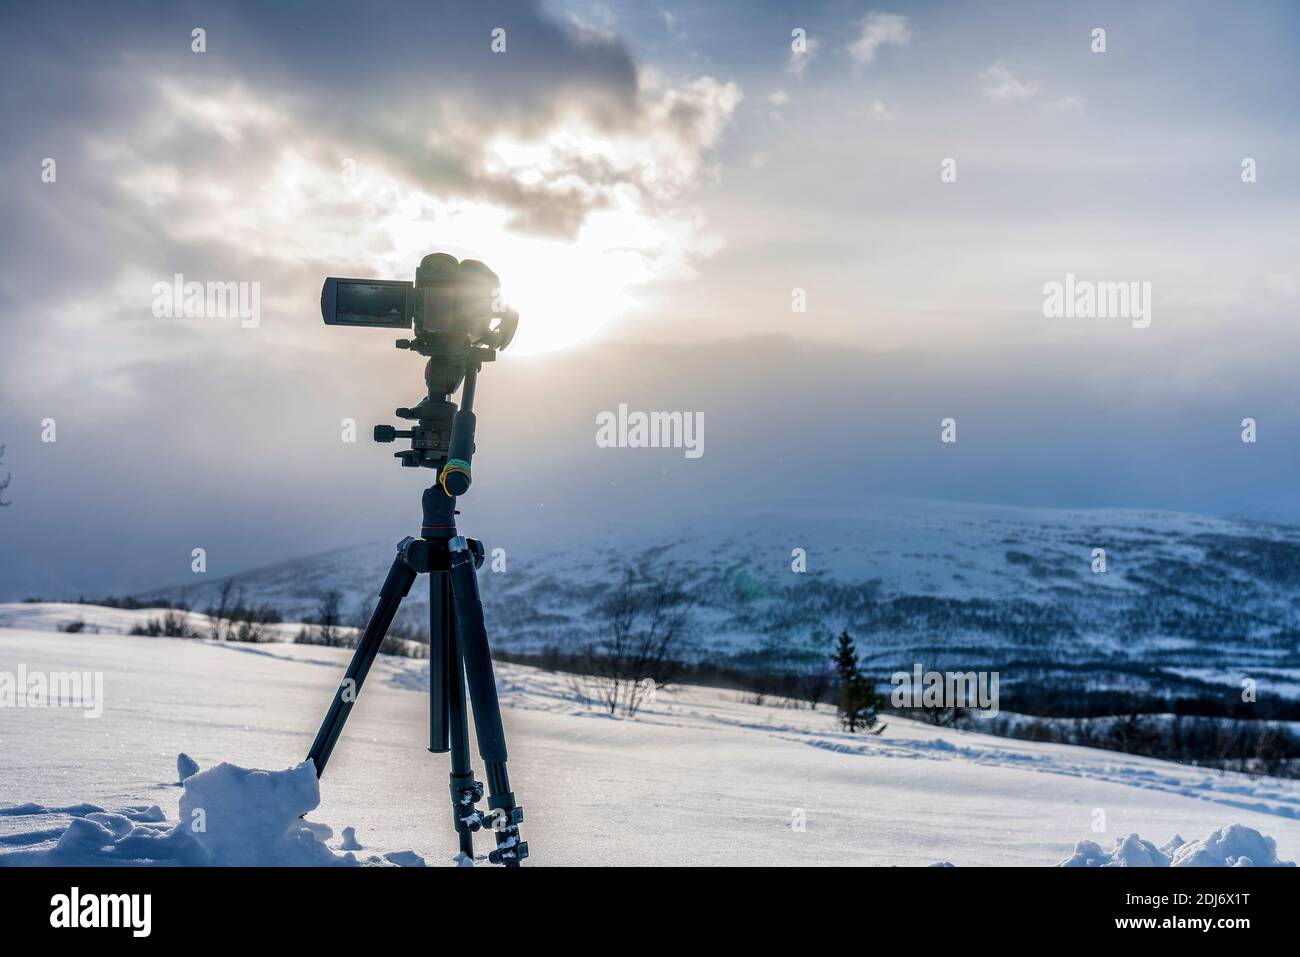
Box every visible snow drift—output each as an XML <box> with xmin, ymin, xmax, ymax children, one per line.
<box><xmin>0</xmin><ymin>757</ymin><xmax>425</xmax><ymax>867</ymax></box>
<box><xmin>1059</xmin><ymin>825</ymin><xmax>1295</xmax><ymax>867</ymax></box>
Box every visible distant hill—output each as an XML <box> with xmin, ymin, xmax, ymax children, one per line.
<box><xmin>135</xmin><ymin>499</ymin><xmax>1300</xmax><ymax>712</ymax></box>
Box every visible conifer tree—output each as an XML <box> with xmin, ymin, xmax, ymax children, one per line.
<box><xmin>833</xmin><ymin>631</ymin><xmax>885</xmax><ymax>734</ymax></box>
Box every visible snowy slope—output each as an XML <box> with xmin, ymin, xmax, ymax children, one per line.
<box><xmin>127</xmin><ymin>499</ymin><xmax>1300</xmax><ymax>704</ymax></box>
<box><xmin>3</xmin><ymin>622</ymin><xmax>1299</xmax><ymax>866</ymax></box>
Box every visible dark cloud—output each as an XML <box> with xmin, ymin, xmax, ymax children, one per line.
<box><xmin>0</xmin><ymin>0</ymin><xmax>643</xmax><ymax>295</ymax></box>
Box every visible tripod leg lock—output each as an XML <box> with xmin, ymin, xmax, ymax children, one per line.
<box><xmin>488</xmin><ymin>833</ymin><xmax>528</xmax><ymax>865</ymax></box>
<box><xmin>485</xmin><ymin>797</ymin><xmax>527</xmax><ymax>865</ymax></box>
<box><xmin>450</xmin><ymin>772</ymin><xmax>486</xmax><ymax>833</ymax></box>
<box><xmin>448</xmin><ymin>535</ymin><xmax>486</xmax><ymax>569</ymax></box>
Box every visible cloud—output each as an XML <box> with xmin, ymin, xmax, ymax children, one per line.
<box><xmin>785</xmin><ymin>35</ymin><xmax>820</xmax><ymax>76</ymax></box>
<box><xmin>846</xmin><ymin>98</ymin><xmax>897</xmax><ymax>122</ymax></box>
<box><xmin>847</xmin><ymin>12</ymin><xmax>911</xmax><ymax>66</ymax></box>
<box><xmin>978</xmin><ymin>61</ymin><xmax>1039</xmax><ymax>102</ymax></box>
<box><xmin>660</xmin><ymin>8</ymin><xmax>686</xmax><ymax>40</ymax></box>
<box><xmin>0</xmin><ymin>0</ymin><xmax>744</xmax><ymax>376</ymax></box>
<box><xmin>1265</xmin><ymin>273</ymin><xmax>1297</xmax><ymax>297</ymax></box>
<box><xmin>1046</xmin><ymin>95</ymin><xmax>1087</xmax><ymax>113</ymax></box>
<box><xmin>119</xmin><ymin>70</ymin><xmax>738</xmax><ymax>353</ymax></box>
<box><xmin>766</xmin><ymin>88</ymin><xmax>790</xmax><ymax>120</ymax></box>
<box><xmin>868</xmin><ymin>98</ymin><xmax>897</xmax><ymax>121</ymax></box>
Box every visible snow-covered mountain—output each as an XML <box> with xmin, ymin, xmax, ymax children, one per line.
<box><xmin>133</xmin><ymin>500</ymin><xmax>1300</xmax><ymax>706</ymax></box>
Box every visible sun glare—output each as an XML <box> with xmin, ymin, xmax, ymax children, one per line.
<box><xmin>381</xmin><ymin>199</ymin><xmax>650</xmax><ymax>354</ymax></box>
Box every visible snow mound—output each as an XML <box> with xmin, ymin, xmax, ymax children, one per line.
<box><xmin>1059</xmin><ymin>825</ymin><xmax>1295</xmax><ymax>867</ymax></box>
<box><xmin>0</xmin><ymin>755</ymin><xmax>424</xmax><ymax>867</ymax></box>
<box><xmin>340</xmin><ymin>826</ymin><xmax>363</xmax><ymax>851</ymax></box>
<box><xmin>177</xmin><ymin>752</ymin><xmax>199</xmax><ymax>783</ymax></box>
<box><xmin>382</xmin><ymin>850</ymin><xmax>426</xmax><ymax>867</ymax></box>
<box><xmin>178</xmin><ymin>760</ymin><xmax>345</xmax><ymax>866</ymax></box>
<box><xmin>1170</xmin><ymin>824</ymin><xmax>1293</xmax><ymax>868</ymax></box>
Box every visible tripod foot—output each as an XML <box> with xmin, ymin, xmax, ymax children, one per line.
<box><xmin>447</xmin><ymin>778</ymin><xmax>527</xmax><ymax>865</ymax></box>
<box><xmin>448</xmin><ymin>776</ymin><xmax>527</xmax><ymax>865</ymax></box>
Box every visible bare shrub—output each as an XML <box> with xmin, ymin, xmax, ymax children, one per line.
<box><xmin>579</xmin><ymin>567</ymin><xmax>695</xmax><ymax>717</ymax></box>
<box><xmin>130</xmin><ymin>609</ymin><xmax>198</xmax><ymax>638</ymax></box>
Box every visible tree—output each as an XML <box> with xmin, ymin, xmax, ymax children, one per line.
<box><xmin>297</xmin><ymin>589</ymin><xmax>352</xmax><ymax>647</ymax></box>
<box><xmin>798</xmin><ymin>664</ymin><xmax>836</xmax><ymax>710</ymax></box>
<box><xmin>0</xmin><ymin>444</ymin><xmax>11</xmax><ymax>507</ymax></box>
<box><xmin>205</xmin><ymin>580</ymin><xmax>237</xmax><ymax>640</ymax></box>
<box><xmin>795</xmin><ymin>631</ymin><xmax>836</xmax><ymax>709</ymax></box>
<box><xmin>832</xmin><ymin>631</ymin><xmax>885</xmax><ymax>734</ymax></box>
<box><xmin>315</xmin><ymin>589</ymin><xmax>343</xmax><ymax>646</ymax></box>
<box><xmin>581</xmin><ymin>567</ymin><xmax>695</xmax><ymax>717</ymax></box>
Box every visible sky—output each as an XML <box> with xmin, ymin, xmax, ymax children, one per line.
<box><xmin>1</xmin><ymin>0</ymin><xmax>1298</xmax><ymax>597</ymax></box>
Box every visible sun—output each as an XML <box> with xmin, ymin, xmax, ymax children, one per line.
<box><xmin>385</xmin><ymin>198</ymin><xmax>666</xmax><ymax>355</ymax></box>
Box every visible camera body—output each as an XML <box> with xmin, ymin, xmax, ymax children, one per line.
<box><xmin>320</xmin><ymin>253</ymin><xmax>518</xmax><ymax>349</ymax></box>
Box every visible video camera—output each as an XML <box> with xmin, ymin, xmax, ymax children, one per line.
<box><xmin>321</xmin><ymin>253</ymin><xmax>518</xmax><ymax>351</ymax></box>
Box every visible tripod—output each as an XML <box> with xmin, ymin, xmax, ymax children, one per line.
<box><xmin>305</xmin><ymin>322</ymin><xmax>528</xmax><ymax>866</ymax></box>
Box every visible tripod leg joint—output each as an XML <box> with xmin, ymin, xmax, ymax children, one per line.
<box><xmin>395</xmin><ymin>535</ymin><xmax>430</xmax><ymax>575</ymax></box>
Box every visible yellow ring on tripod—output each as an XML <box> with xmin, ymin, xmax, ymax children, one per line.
<box><xmin>440</xmin><ymin>459</ymin><xmax>472</xmax><ymax>496</ymax></box>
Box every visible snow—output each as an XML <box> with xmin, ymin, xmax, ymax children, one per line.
<box><xmin>1168</xmin><ymin>824</ymin><xmax>1293</xmax><ymax>867</ymax></box>
<box><xmin>4</xmin><ymin>620</ymin><xmax>1300</xmax><ymax>866</ymax></box>
<box><xmin>0</xmin><ymin>755</ymin><xmax>430</xmax><ymax>866</ymax></box>
<box><xmin>177</xmin><ymin>752</ymin><xmax>199</xmax><ymax>783</ymax></box>
<box><xmin>0</xmin><ymin>602</ymin><xmax>307</xmax><ymax>642</ymax></box>
<box><xmin>178</xmin><ymin>760</ymin><xmax>347</xmax><ymax>866</ymax></box>
<box><xmin>1059</xmin><ymin>825</ymin><xmax>1293</xmax><ymax>867</ymax></box>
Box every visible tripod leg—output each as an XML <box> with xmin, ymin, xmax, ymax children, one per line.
<box><xmin>432</xmin><ymin>570</ymin><xmax>477</xmax><ymax>859</ymax></box>
<box><xmin>307</xmin><ymin>546</ymin><xmax>418</xmax><ymax>777</ymax></box>
<box><xmin>428</xmin><ymin>568</ymin><xmax>451</xmax><ymax>753</ymax></box>
<box><xmin>446</xmin><ymin>536</ymin><xmax>527</xmax><ymax>865</ymax></box>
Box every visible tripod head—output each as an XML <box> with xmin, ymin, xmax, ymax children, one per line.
<box><xmin>321</xmin><ymin>252</ymin><xmax>520</xmax><ymax>496</ymax></box>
